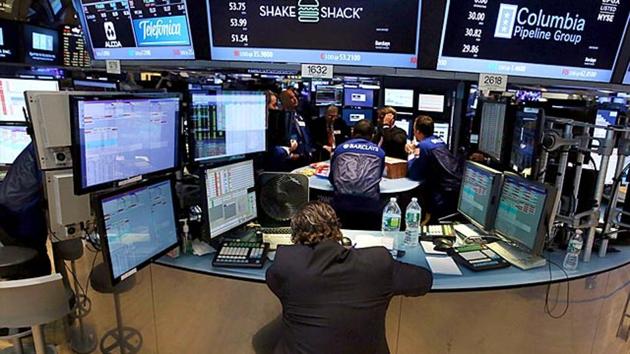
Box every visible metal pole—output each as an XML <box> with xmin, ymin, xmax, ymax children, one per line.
<box><xmin>32</xmin><ymin>325</ymin><xmax>46</xmax><ymax>354</ymax></box>
<box><xmin>584</xmin><ymin>128</ymin><xmax>615</xmax><ymax>262</ymax></box>
<box><xmin>114</xmin><ymin>293</ymin><xmax>126</xmax><ymax>354</ymax></box>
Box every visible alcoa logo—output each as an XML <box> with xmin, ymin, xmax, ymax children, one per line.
<box><xmin>298</xmin><ymin>0</ymin><xmax>320</xmax><ymax>23</ymax></box>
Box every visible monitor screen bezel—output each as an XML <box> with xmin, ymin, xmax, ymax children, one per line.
<box><xmin>343</xmin><ymin>88</ymin><xmax>375</xmax><ymax>108</ymax></box>
<box><xmin>187</xmin><ymin>90</ymin><xmax>267</xmax><ymax>165</ymax></box>
<box><xmin>494</xmin><ymin>173</ymin><xmax>557</xmax><ymax>255</ymax></box>
<box><xmin>69</xmin><ymin>93</ymin><xmax>183</xmax><ymax>195</ymax></box>
<box><xmin>96</xmin><ymin>177</ymin><xmax>179</xmax><ymax>285</ymax></box>
<box><xmin>0</xmin><ymin>121</ymin><xmax>29</xmax><ymax>166</ymax></box>
<box><xmin>457</xmin><ymin>161</ymin><xmax>503</xmax><ymax>231</ymax></box>
<box><xmin>201</xmin><ymin>159</ymin><xmax>257</xmax><ymax>239</ymax></box>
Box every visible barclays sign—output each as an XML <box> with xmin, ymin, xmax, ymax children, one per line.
<box><xmin>132</xmin><ymin>16</ymin><xmax>191</xmax><ymax>46</ymax></box>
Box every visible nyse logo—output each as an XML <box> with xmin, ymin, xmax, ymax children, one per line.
<box><xmin>104</xmin><ymin>21</ymin><xmax>117</xmax><ymax>41</ymax></box>
<box><xmin>298</xmin><ymin>0</ymin><xmax>320</xmax><ymax>23</ymax></box>
<box><xmin>494</xmin><ymin>4</ymin><xmax>518</xmax><ymax>38</ymax></box>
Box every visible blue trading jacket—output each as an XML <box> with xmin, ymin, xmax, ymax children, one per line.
<box><xmin>330</xmin><ymin>138</ymin><xmax>386</xmax><ymax>201</ymax></box>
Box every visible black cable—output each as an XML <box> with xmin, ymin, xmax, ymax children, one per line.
<box><xmin>587</xmin><ymin>154</ymin><xmax>599</xmax><ymax>173</ymax></box>
<box><xmin>543</xmin><ymin>253</ymin><xmax>571</xmax><ymax>319</ymax></box>
<box><xmin>84</xmin><ymin>249</ymin><xmax>99</xmax><ymax>298</ymax></box>
<box><xmin>602</xmin><ymin>161</ymin><xmax>630</xmax><ymax>231</ymax></box>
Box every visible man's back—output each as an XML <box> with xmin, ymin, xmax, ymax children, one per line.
<box><xmin>266</xmin><ymin>241</ymin><xmax>432</xmax><ymax>354</ymax></box>
<box><xmin>330</xmin><ymin>138</ymin><xmax>385</xmax><ymax>201</ymax></box>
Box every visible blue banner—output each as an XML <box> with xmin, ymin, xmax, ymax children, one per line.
<box><xmin>132</xmin><ymin>15</ymin><xmax>191</xmax><ymax>46</ymax></box>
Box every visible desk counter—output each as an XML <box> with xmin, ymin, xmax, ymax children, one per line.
<box><xmin>156</xmin><ymin>230</ymin><xmax>630</xmax><ymax>292</ymax></box>
<box><xmin>291</xmin><ymin>166</ymin><xmax>420</xmax><ymax>193</ymax></box>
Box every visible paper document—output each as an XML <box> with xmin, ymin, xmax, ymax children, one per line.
<box><xmin>421</xmin><ymin>241</ymin><xmax>447</xmax><ymax>255</ymax></box>
<box><xmin>353</xmin><ymin>234</ymin><xmax>394</xmax><ymax>250</ymax></box>
<box><xmin>426</xmin><ymin>256</ymin><xmax>462</xmax><ymax>276</ymax></box>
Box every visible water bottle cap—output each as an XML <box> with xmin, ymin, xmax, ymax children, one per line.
<box><xmin>390</xmin><ymin>197</ymin><xmax>396</xmax><ymax>202</ymax></box>
<box><xmin>411</xmin><ymin>197</ymin><xmax>418</xmax><ymax>202</ymax></box>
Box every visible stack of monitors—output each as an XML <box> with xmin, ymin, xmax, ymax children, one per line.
<box><xmin>189</xmin><ymin>91</ymin><xmax>266</xmax><ymax>163</ymax></box>
<box><xmin>437</xmin><ymin>0</ymin><xmax>630</xmax><ymax>82</ymax></box>
<box><xmin>74</xmin><ymin>0</ymin><xmax>196</xmax><ymax>60</ymax></box>
<box><xmin>62</xmin><ymin>25</ymin><xmax>90</xmax><ymax>68</ymax></box>
<box><xmin>69</xmin><ymin>94</ymin><xmax>182</xmax><ymax>194</ymax></box>
<box><xmin>206</xmin><ymin>0</ymin><xmax>422</xmax><ymax>68</ymax></box>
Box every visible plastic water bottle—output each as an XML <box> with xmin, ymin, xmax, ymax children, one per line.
<box><xmin>563</xmin><ymin>230</ymin><xmax>584</xmax><ymax>271</ymax></box>
<box><xmin>382</xmin><ymin>197</ymin><xmax>402</xmax><ymax>232</ymax></box>
<box><xmin>404</xmin><ymin>198</ymin><xmax>421</xmax><ymax>248</ymax></box>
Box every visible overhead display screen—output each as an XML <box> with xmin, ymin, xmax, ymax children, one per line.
<box><xmin>62</xmin><ymin>25</ymin><xmax>91</xmax><ymax>68</ymax></box>
<box><xmin>23</xmin><ymin>24</ymin><xmax>60</xmax><ymax>65</ymax></box>
<box><xmin>437</xmin><ymin>0</ymin><xmax>630</xmax><ymax>82</ymax></box>
<box><xmin>206</xmin><ymin>0</ymin><xmax>422</xmax><ymax>68</ymax></box>
<box><xmin>75</xmin><ymin>0</ymin><xmax>195</xmax><ymax>60</ymax></box>
<box><xmin>0</xmin><ymin>20</ymin><xmax>18</xmax><ymax>63</ymax></box>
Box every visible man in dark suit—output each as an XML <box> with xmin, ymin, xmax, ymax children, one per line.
<box><xmin>373</xmin><ymin>107</ymin><xmax>408</xmax><ymax>160</ymax></box>
<box><xmin>311</xmin><ymin>105</ymin><xmax>351</xmax><ymax>161</ymax></box>
<box><xmin>265</xmin><ymin>201</ymin><xmax>433</xmax><ymax>354</ymax></box>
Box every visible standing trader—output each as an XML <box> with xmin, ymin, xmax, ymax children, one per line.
<box><xmin>311</xmin><ymin>105</ymin><xmax>351</xmax><ymax>160</ymax></box>
<box><xmin>374</xmin><ymin>107</ymin><xmax>408</xmax><ymax>160</ymax></box>
<box><xmin>266</xmin><ymin>201</ymin><xmax>433</xmax><ymax>354</ymax></box>
<box><xmin>407</xmin><ymin>116</ymin><xmax>462</xmax><ymax>222</ymax></box>
<box><xmin>279</xmin><ymin>88</ymin><xmax>314</xmax><ymax>169</ymax></box>
<box><xmin>329</xmin><ymin>119</ymin><xmax>385</xmax><ymax>229</ymax></box>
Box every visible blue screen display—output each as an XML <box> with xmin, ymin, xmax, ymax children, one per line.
<box><xmin>438</xmin><ymin>0</ymin><xmax>630</xmax><ymax>82</ymax></box>
<box><xmin>75</xmin><ymin>0</ymin><xmax>195</xmax><ymax>60</ymax></box>
<box><xmin>101</xmin><ymin>180</ymin><xmax>178</xmax><ymax>280</ymax></box>
<box><xmin>75</xmin><ymin>96</ymin><xmax>180</xmax><ymax>192</ymax></box>
<box><xmin>344</xmin><ymin>88</ymin><xmax>374</xmax><ymax>108</ymax></box>
<box><xmin>342</xmin><ymin>109</ymin><xmax>373</xmax><ymax>126</ymax></box>
<box><xmin>458</xmin><ymin>163</ymin><xmax>497</xmax><ymax>228</ymax></box>
<box><xmin>206</xmin><ymin>0</ymin><xmax>422</xmax><ymax>68</ymax></box>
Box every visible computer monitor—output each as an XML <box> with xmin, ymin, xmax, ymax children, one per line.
<box><xmin>98</xmin><ymin>178</ymin><xmax>178</xmax><ymax>284</ymax></box>
<box><xmin>0</xmin><ymin>78</ymin><xmax>58</xmax><ymax>122</ymax></box>
<box><xmin>434</xmin><ymin>123</ymin><xmax>450</xmax><ymax>145</ymax></box>
<box><xmin>479</xmin><ymin>102</ymin><xmax>508</xmax><ymax>161</ymax></box>
<box><xmin>384</xmin><ymin>89</ymin><xmax>414</xmax><ymax>108</ymax></box>
<box><xmin>23</xmin><ymin>24</ymin><xmax>59</xmax><ymax>65</ymax></box>
<box><xmin>70</xmin><ymin>94</ymin><xmax>181</xmax><ymax>194</ymax></box>
<box><xmin>511</xmin><ymin>107</ymin><xmax>544</xmax><ymax>176</ymax></box>
<box><xmin>344</xmin><ymin>88</ymin><xmax>374</xmax><ymax>108</ymax></box>
<box><xmin>73</xmin><ymin>79</ymin><xmax>118</xmax><ymax>91</ymax></box>
<box><xmin>0</xmin><ymin>124</ymin><xmax>30</xmax><ymax>166</ymax></box>
<box><xmin>395</xmin><ymin>119</ymin><xmax>412</xmax><ymax>138</ymax></box>
<box><xmin>342</xmin><ymin>109</ymin><xmax>374</xmax><ymax>127</ymax></box>
<box><xmin>190</xmin><ymin>91</ymin><xmax>266</xmax><ymax>163</ymax></box>
<box><xmin>457</xmin><ymin>162</ymin><xmax>503</xmax><ymax>230</ymax></box>
<box><xmin>204</xmin><ymin>160</ymin><xmax>257</xmax><ymax>238</ymax></box>
<box><xmin>315</xmin><ymin>85</ymin><xmax>343</xmax><ymax>106</ymax></box>
<box><xmin>494</xmin><ymin>175</ymin><xmax>556</xmax><ymax>255</ymax></box>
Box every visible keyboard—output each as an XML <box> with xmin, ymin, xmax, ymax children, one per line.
<box><xmin>259</xmin><ymin>227</ymin><xmax>293</xmax><ymax>250</ymax></box>
<box><xmin>453</xmin><ymin>224</ymin><xmax>484</xmax><ymax>239</ymax></box>
<box><xmin>486</xmin><ymin>241</ymin><xmax>547</xmax><ymax>270</ymax></box>
<box><xmin>212</xmin><ymin>241</ymin><xmax>269</xmax><ymax>268</ymax></box>
<box><xmin>421</xmin><ymin>224</ymin><xmax>455</xmax><ymax>239</ymax></box>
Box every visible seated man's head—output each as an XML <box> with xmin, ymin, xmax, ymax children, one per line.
<box><xmin>325</xmin><ymin>105</ymin><xmax>339</xmax><ymax>125</ymax></box>
<box><xmin>352</xmin><ymin>119</ymin><xmax>375</xmax><ymax>140</ymax></box>
<box><xmin>380</xmin><ymin>107</ymin><xmax>397</xmax><ymax>127</ymax></box>
<box><xmin>291</xmin><ymin>201</ymin><xmax>342</xmax><ymax>245</ymax></box>
<box><xmin>414</xmin><ymin>115</ymin><xmax>434</xmax><ymax>141</ymax></box>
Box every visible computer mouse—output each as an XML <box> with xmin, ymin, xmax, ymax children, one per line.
<box><xmin>433</xmin><ymin>238</ymin><xmax>454</xmax><ymax>252</ymax></box>
<box><xmin>341</xmin><ymin>237</ymin><xmax>353</xmax><ymax>247</ymax></box>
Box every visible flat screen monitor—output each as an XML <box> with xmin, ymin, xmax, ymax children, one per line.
<box><xmin>73</xmin><ymin>79</ymin><xmax>118</xmax><ymax>91</ymax></box>
<box><xmin>62</xmin><ymin>25</ymin><xmax>90</xmax><ymax>68</ymax></box>
<box><xmin>394</xmin><ymin>119</ymin><xmax>411</xmax><ymax>138</ymax></box>
<box><xmin>384</xmin><ymin>89</ymin><xmax>414</xmax><ymax>108</ymax></box>
<box><xmin>342</xmin><ymin>109</ymin><xmax>373</xmax><ymax>127</ymax></box>
<box><xmin>458</xmin><ymin>161</ymin><xmax>503</xmax><ymax>230</ymax></box>
<box><xmin>418</xmin><ymin>94</ymin><xmax>444</xmax><ymax>113</ymax></box>
<box><xmin>437</xmin><ymin>0</ymin><xmax>630</xmax><ymax>82</ymax></box>
<box><xmin>511</xmin><ymin>107</ymin><xmax>543</xmax><ymax>176</ymax></box>
<box><xmin>23</xmin><ymin>24</ymin><xmax>59</xmax><ymax>65</ymax></box>
<box><xmin>434</xmin><ymin>122</ymin><xmax>450</xmax><ymax>145</ymax></box>
<box><xmin>74</xmin><ymin>0</ymin><xmax>195</xmax><ymax>60</ymax></box>
<box><xmin>190</xmin><ymin>91</ymin><xmax>266</xmax><ymax>163</ymax></box>
<box><xmin>204</xmin><ymin>160</ymin><xmax>257</xmax><ymax>238</ymax></box>
<box><xmin>344</xmin><ymin>88</ymin><xmax>374</xmax><ymax>108</ymax></box>
<box><xmin>70</xmin><ymin>94</ymin><xmax>181</xmax><ymax>194</ymax></box>
<box><xmin>98</xmin><ymin>178</ymin><xmax>178</xmax><ymax>284</ymax></box>
<box><xmin>48</xmin><ymin>0</ymin><xmax>63</xmax><ymax>16</ymax></box>
<box><xmin>315</xmin><ymin>85</ymin><xmax>343</xmax><ymax>106</ymax></box>
<box><xmin>0</xmin><ymin>20</ymin><xmax>19</xmax><ymax>63</ymax></box>
<box><xmin>494</xmin><ymin>175</ymin><xmax>555</xmax><ymax>255</ymax></box>
<box><xmin>206</xmin><ymin>0</ymin><xmax>422</xmax><ymax>68</ymax></box>
<box><xmin>479</xmin><ymin>102</ymin><xmax>507</xmax><ymax>161</ymax></box>
<box><xmin>0</xmin><ymin>78</ymin><xmax>58</xmax><ymax>122</ymax></box>
<box><xmin>0</xmin><ymin>124</ymin><xmax>30</xmax><ymax>165</ymax></box>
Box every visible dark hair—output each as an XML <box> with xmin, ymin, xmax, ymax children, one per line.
<box><xmin>352</xmin><ymin>119</ymin><xmax>374</xmax><ymax>140</ymax></box>
<box><xmin>290</xmin><ymin>201</ymin><xmax>342</xmax><ymax>245</ymax></box>
<box><xmin>414</xmin><ymin>115</ymin><xmax>434</xmax><ymax>136</ymax></box>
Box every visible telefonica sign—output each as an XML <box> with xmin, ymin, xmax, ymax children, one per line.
<box><xmin>494</xmin><ymin>3</ymin><xmax>586</xmax><ymax>45</ymax></box>
<box><xmin>132</xmin><ymin>16</ymin><xmax>190</xmax><ymax>46</ymax></box>
<box><xmin>259</xmin><ymin>0</ymin><xmax>364</xmax><ymax>22</ymax></box>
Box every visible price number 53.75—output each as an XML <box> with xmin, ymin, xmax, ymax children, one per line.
<box><xmin>229</xmin><ymin>2</ymin><xmax>246</xmax><ymax>11</ymax></box>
